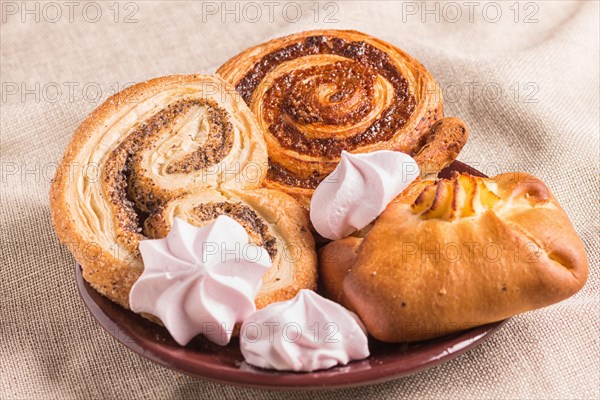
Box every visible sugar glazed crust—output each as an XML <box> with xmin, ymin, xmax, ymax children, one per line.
<box><xmin>218</xmin><ymin>29</ymin><xmax>467</xmax><ymax>207</ymax></box>
<box><xmin>50</xmin><ymin>74</ymin><xmax>317</xmax><ymax>312</ymax></box>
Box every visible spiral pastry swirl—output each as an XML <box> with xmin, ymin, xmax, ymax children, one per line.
<box><xmin>218</xmin><ymin>30</ymin><xmax>454</xmax><ymax>206</ymax></box>
<box><xmin>50</xmin><ymin>75</ymin><xmax>317</xmax><ymax>310</ymax></box>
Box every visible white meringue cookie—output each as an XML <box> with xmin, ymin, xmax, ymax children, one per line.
<box><xmin>129</xmin><ymin>216</ymin><xmax>271</xmax><ymax>346</ymax></box>
<box><xmin>310</xmin><ymin>150</ymin><xmax>420</xmax><ymax>240</ymax></box>
<box><xmin>240</xmin><ymin>289</ymin><xmax>370</xmax><ymax>372</ymax></box>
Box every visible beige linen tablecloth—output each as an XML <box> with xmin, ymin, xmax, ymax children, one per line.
<box><xmin>1</xmin><ymin>1</ymin><xmax>598</xmax><ymax>398</ymax></box>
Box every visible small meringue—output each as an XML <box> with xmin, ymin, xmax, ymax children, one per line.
<box><xmin>129</xmin><ymin>216</ymin><xmax>271</xmax><ymax>346</ymax></box>
<box><xmin>240</xmin><ymin>289</ymin><xmax>370</xmax><ymax>371</ymax></box>
<box><xmin>310</xmin><ymin>150</ymin><xmax>420</xmax><ymax>239</ymax></box>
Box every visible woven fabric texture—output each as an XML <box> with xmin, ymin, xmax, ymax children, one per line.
<box><xmin>1</xmin><ymin>1</ymin><xmax>598</xmax><ymax>399</ymax></box>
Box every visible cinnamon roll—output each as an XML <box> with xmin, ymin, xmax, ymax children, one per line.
<box><xmin>218</xmin><ymin>30</ymin><xmax>462</xmax><ymax>206</ymax></box>
<box><xmin>50</xmin><ymin>74</ymin><xmax>317</xmax><ymax>310</ymax></box>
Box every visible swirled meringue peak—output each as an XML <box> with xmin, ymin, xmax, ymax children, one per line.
<box><xmin>240</xmin><ymin>289</ymin><xmax>369</xmax><ymax>372</ymax></box>
<box><xmin>310</xmin><ymin>150</ymin><xmax>420</xmax><ymax>240</ymax></box>
<box><xmin>129</xmin><ymin>216</ymin><xmax>271</xmax><ymax>346</ymax></box>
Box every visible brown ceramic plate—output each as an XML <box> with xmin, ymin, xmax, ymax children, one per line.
<box><xmin>75</xmin><ymin>161</ymin><xmax>506</xmax><ymax>390</ymax></box>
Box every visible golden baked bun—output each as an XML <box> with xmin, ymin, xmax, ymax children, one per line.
<box><xmin>218</xmin><ymin>30</ymin><xmax>465</xmax><ymax>207</ymax></box>
<box><xmin>320</xmin><ymin>172</ymin><xmax>589</xmax><ymax>342</ymax></box>
<box><xmin>50</xmin><ymin>74</ymin><xmax>317</xmax><ymax>310</ymax></box>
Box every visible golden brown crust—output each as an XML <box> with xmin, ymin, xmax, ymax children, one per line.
<box><xmin>318</xmin><ymin>236</ymin><xmax>362</xmax><ymax>307</ymax></box>
<box><xmin>262</xmin><ymin>177</ymin><xmax>313</xmax><ymax>209</ymax></box>
<box><xmin>50</xmin><ymin>74</ymin><xmax>317</xmax><ymax>313</ymax></box>
<box><xmin>413</xmin><ymin>117</ymin><xmax>469</xmax><ymax>179</ymax></box>
<box><xmin>319</xmin><ymin>172</ymin><xmax>589</xmax><ymax>342</ymax></box>
<box><xmin>142</xmin><ymin>187</ymin><xmax>317</xmax><ymax>308</ymax></box>
<box><xmin>231</xmin><ymin>188</ymin><xmax>317</xmax><ymax>308</ymax></box>
<box><xmin>218</xmin><ymin>29</ymin><xmax>451</xmax><ymax>204</ymax></box>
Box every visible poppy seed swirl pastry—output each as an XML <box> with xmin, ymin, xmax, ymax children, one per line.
<box><xmin>320</xmin><ymin>172</ymin><xmax>589</xmax><ymax>342</ymax></box>
<box><xmin>50</xmin><ymin>74</ymin><xmax>317</xmax><ymax>310</ymax></box>
<box><xmin>218</xmin><ymin>29</ymin><xmax>465</xmax><ymax>206</ymax></box>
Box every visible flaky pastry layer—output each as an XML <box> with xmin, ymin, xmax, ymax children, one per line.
<box><xmin>50</xmin><ymin>74</ymin><xmax>317</xmax><ymax>312</ymax></box>
<box><xmin>218</xmin><ymin>30</ymin><xmax>461</xmax><ymax>205</ymax></box>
